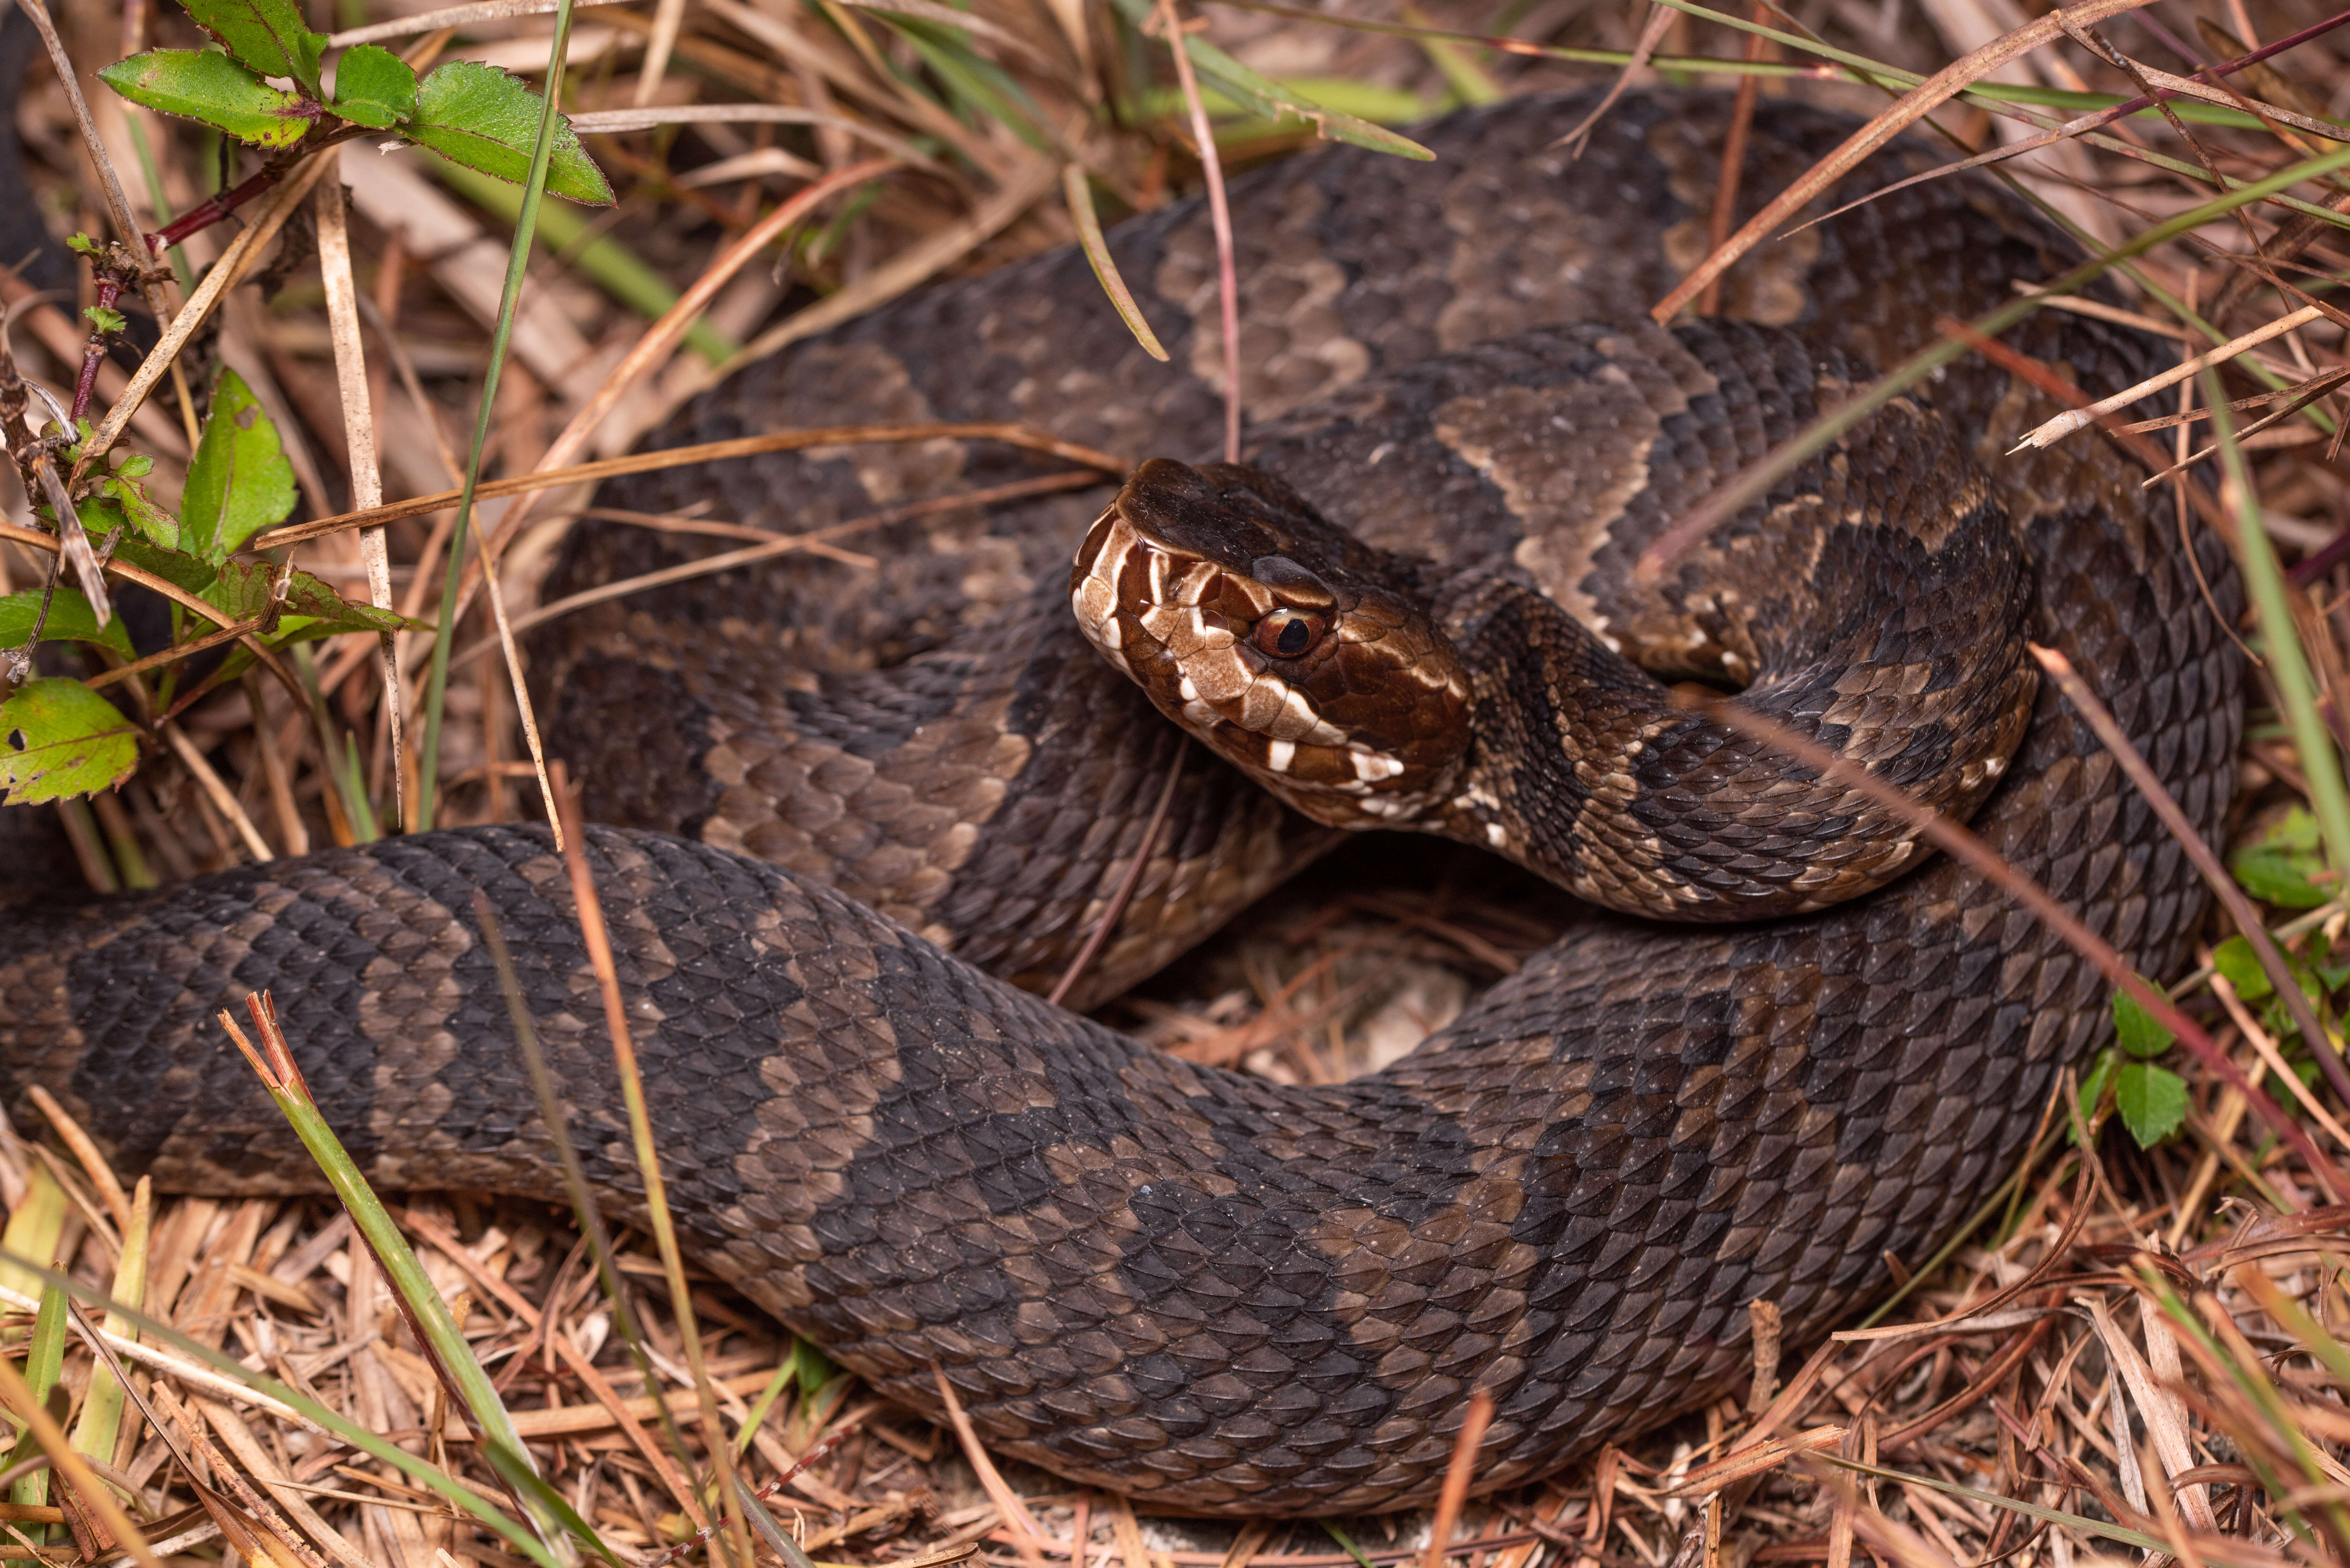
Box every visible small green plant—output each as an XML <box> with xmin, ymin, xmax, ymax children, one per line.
<box><xmin>0</xmin><ymin>366</ymin><xmax>425</xmax><ymax>806</ymax></box>
<box><xmin>99</xmin><ymin>0</ymin><xmax>610</xmax><ymax>255</ymax></box>
<box><xmin>2081</xmin><ymin>987</ymin><xmax>2189</xmax><ymax>1148</ymax></box>
<box><xmin>4</xmin><ymin>0</ymin><xmax>615</xmax><ymax>818</ymax></box>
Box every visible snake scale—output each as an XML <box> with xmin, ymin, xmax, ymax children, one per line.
<box><xmin>0</xmin><ymin>90</ymin><xmax>2243</xmax><ymax>1515</ymax></box>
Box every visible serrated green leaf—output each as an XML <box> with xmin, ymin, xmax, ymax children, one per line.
<box><xmin>2111</xmin><ymin>985</ymin><xmax>2175</xmax><ymax>1059</ymax></box>
<box><xmin>182</xmin><ymin>0</ymin><xmax>325</xmax><ymax>94</ymax></box>
<box><xmin>100</xmin><ymin>469</ymin><xmax>180</xmax><ymax>551</ymax></box>
<box><xmin>200</xmin><ymin>559</ymin><xmax>280</xmax><ymax>623</ymax></box>
<box><xmin>2114</xmin><ymin>1061</ymin><xmax>2189</xmax><ymax>1147</ymax></box>
<box><xmin>98</xmin><ymin>50</ymin><xmax>313</xmax><ymax>148</ymax></box>
<box><xmin>0</xmin><ymin>680</ymin><xmax>140</xmax><ymax>805</ymax></box>
<box><xmin>83</xmin><ymin>305</ymin><xmax>127</xmax><ymax>334</ymax></box>
<box><xmin>183</xmin><ymin>368</ymin><xmax>296</xmax><ymax>563</ymax></box>
<box><xmin>407</xmin><ymin>63</ymin><xmax>613</xmax><ymax>205</ymax></box>
<box><xmin>269</xmin><ymin>569</ymin><xmax>430</xmax><ymax>640</ymax></box>
<box><xmin>110</xmin><ymin>539</ymin><xmax>216</xmax><ymax>594</ymax></box>
<box><xmin>2231</xmin><ymin>807</ymin><xmax>2331</xmax><ymax>907</ymax></box>
<box><xmin>0</xmin><ymin>589</ymin><xmax>135</xmax><ymax>660</ymax></box>
<box><xmin>329</xmin><ymin>44</ymin><xmax>417</xmax><ymax>128</ymax></box>
<box><xmin>65</xmin><ymin>234</ymin><xmax>102</xmax><ymax>256</ymax></box>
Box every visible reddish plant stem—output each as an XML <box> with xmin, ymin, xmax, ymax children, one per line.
<box><xmin>146</xmin><ymin>125</ymin><xmax>336</xmax><ymax>253</ymax></box>
<box><xmin>68</xmin><ymin>277</ymin><xmax>122</xmax><ymax>426</ymax></box>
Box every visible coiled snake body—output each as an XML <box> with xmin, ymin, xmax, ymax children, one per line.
<box><xmin>0</xmin><ymin>91</ymin><xmax>2241</xmax><ymax>1514</ymax></box>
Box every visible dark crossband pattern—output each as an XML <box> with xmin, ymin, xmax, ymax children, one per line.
<box><xmin>0</xmin><ymin>91</ymin><xmax>2240</xmax><ymax>1514</ymax></box>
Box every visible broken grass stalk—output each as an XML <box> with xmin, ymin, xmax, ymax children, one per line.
<box><xmin>216</xmin><ymin>995</ymin><xmax>576</xmax><ymax>1564</ymax></box>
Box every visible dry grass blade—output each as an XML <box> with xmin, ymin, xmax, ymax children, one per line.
<box><xmin>456</xmin><ymin>470</ymin><xmax>1102</xmax><ymax>665</ymax></box>
<box><xmin>1651</xmin><ymin>0</ymin><xmax>2159</xmax><ymax>323</ymax></box>
<box><xmin>2015</xmin><ymin>304</ymin><xmax>2328</xmax><ymax>450</ymax></box>
<box><xmin>474</xmin><ymin>157</ymin><xmax>898</xmax><ymax>565</ymax></box>
<box><xmin>312</xmin><ymin>173</ymin><xmax>405</xmax><ymax>834</ymax></box>
<box><xmin>1048</xmin><ymin>739</ymin><xmax>1187</xmax><ymax>1005</ymax></box>
<box><xmin>703</xmin><ymin>155</ymin><xmax>1062</xmax><ymax>382</ymax></box>
<box><xmin>1421</xmin><ymin>1390</ymin><xmax>1496</xmax><ymax>1568</ymax></box>
<box><xmin>1550</xmin><ymin>4</ymin><xmax>1674</xmax><ymax>157</ymax></box>
<box><xmin>548</xmin><ymin>768</ymin><xmax>748</xmax><ymax>1562</ymax></box>
<box><xmin>927</xmin><ymin>1362</ymin><xmax>1047</xmax><ymax>1568</ymax></box>
<box><xmin>21</xmin><ymin>1090</ymin><xmax>128</xmax><ymax>1237</ymax></box>
<box><xmin>2032</xmin><ymin>645</ymin><xmax>2346</xmax><ymax>1095</ymax></box>
<box><xmin>253</xmin><ymin>421</ymin><xmax>1127</xmax><ymax>548</ymax></box>
<box><xmin>1064</xmin><ymin>165</ymin><xmax>1169</xmax><ymax>363</ymax></box>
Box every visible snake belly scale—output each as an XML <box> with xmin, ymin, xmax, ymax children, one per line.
<box><xmin>0</xmin><ymin>90</ymin><xmax>2240</xmax><ymax>1515</ymax></box>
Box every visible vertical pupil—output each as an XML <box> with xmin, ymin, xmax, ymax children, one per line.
<box><xmin>1276</xmin><ymin>617</ymin><xmax>1310</xmax><ymax>656</ymax></box>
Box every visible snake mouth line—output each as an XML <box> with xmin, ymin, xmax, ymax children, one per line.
<box><xmin>1071</xmin><ymin>468</ymin><xmax>1473</xmax><ymax>825</ymax></box>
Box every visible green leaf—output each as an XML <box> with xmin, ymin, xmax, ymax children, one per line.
<box><xmin>271</xmin><ymin>569</ymin><xmax>430</xmax><ymax>640</ymax></box>
<box><xmin>83</xmin><ymin>305</ymin><xmax>127</xmax><ymax>334</ymax></box>
<box><xmin>2231</xmin><ymin>807</ymin><xmax>2332</xmax><ymax>907</ymax></box>
<box><xmin>0</xmin><ymin>680</ymin><xmax>140</xmax><ymax>805</ymax></box>
<box><xmin>116</xmin><ymin>454</ymin><xmax>154</xmax><ymax>479</ymax></box>
<box><xmin>110</xmin><ymin>539</ymin><xmax>216</xmax><ymax>594</ymax></box>
<box><xmin>182</xmin><ymin>368</ymin><xmax>296</xmax><ymax>562</ymax></box>
<box><xmin>97</xmin><ymin>467</ymin><xmax>181</xmax><ymax>551</ymax></box>
<box><xmin>181</xmin><ymin>0</ymin><xmax>325</xmax><ymax>94</ymax></box>
<box><xmin>2111</xmin><ymin>986</ymin><xmax>2175</xmax><ymax>1059</ymax></box>
<box><xmin>2114</xmin><ymin>1061</ymin><xmax>2189</xmax><ymax>1147</ymax></box>
<box><xmin>0</xmin><ymin>589</ymin><xmax>134</xmax><ymax>660</ymax></box>
<box><xmin>65</xmin><ymin>234</ymin><xmax>102</xmax><ymax>256</ymax></box>
<box><xmin>329</xmin><ymin>44</ymin><xmax>417</xmax><ymax>129</ymax></box>
<box><xmin>98</xmin><ymin>50</ymin><xmax>313</xmax><ymax>148</ymax></box>
<box><xmin>200</xmin><ymin>559</ymin><xmax>279</xmax><ymax>623</ymax></box>
<box><xmin>407</xmin><ymin>63</ymin><xmax>613</xmax><ymax>205</ymax></box>
<box><xmin>2212</xmin><ymin>935</ymin><xmax>2275</xmax><ymax>1000</ymax></box>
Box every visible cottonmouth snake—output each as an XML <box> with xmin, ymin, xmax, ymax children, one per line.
<box><xmin>0</xmin><ymin>90</ymin><xmax>2242</xmax><ymax>1515</ymax></box>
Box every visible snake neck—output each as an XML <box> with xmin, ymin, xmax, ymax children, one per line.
<box><xmin>1425</xmin><ymin>516</ymin><xmax>2039</xmax><ymax>923</ymax></box>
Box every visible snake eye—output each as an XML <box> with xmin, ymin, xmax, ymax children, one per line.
<box><xmin>1256</xmin><ymin>609</ymin><xmax>1323</xmax><ymax>659</ymax></box>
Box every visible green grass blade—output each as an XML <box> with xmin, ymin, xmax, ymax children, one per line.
<box><xmin>220</xmin><ymin>1002</ymin><xmax>574</xmax><ymax>1559</ymax></box>
<box><xmin>2204</xmin><ymin>369</ymin><xmax>2350</xmax><ymax>892</ymax></box>
<box><xmin>8</xmin><ymin>1280</ymin><xmax>68</xmax><ymax>1518</ymax></box>
<box><xmin>0</xmin><ymin>1246</ymin><xmax>567</xmax><ymax>1568</ymax></box>
<box><xmin>70</xmin><ymin>1179</ymin><xmax>148</xmax><ymax>1476</ymax></box>
<box><xmin>1062</xmin><ymin>165</ymin><xmax>1167</xmax><ymax>361</ymax></box>
<box><xmin>415</xmin><ymin>0</ymin><xmax>588</xmax><ymax>833</ymax></box>
<box><xmin>0</xmin><ymin>1168</ymin><xmax>68</xmax><ymax>1305</ymax></box>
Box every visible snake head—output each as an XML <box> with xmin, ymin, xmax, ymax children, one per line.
<box><xmin>1071</xmin><ymin>458</ymin><xmax>1472</xmax><ymax>828</ymax></box>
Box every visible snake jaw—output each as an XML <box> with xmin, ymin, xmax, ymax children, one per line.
<box><xmin>1071</xmin><ymin>460</ymin><xmax>1473</xmax><ymax>829</ymax></box>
